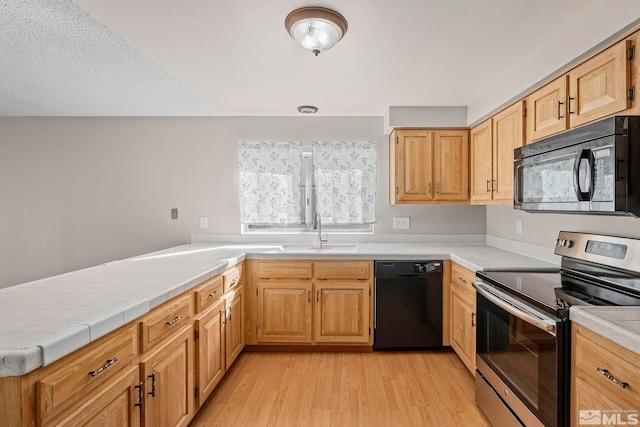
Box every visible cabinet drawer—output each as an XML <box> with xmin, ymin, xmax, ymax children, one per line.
<box><xmin>451</xmin><ymin>262</ymin><xmax>476</xmax><ymax>292</ymax></box>
<box><xmin>140</xmin><ymin>293</ymin><xmax>192</xmax><ymax>352</ymax></box>
<box><xmin>314</xmin><ymin>261</ymin><xmax>371</xmax><ymax>280</ymax></box>
<box><xmin>223</xmin><ymin>264</ymin><xmax>243</xmax><ymax>293</ymax></box>
<box><xmin>573</xmin><ymin>325</ymin><xmax>640</xmax><ymax>406</ymax></box>
<box><xmin>194</xmin><ymin>275</ymin><xmax>224</xmax><ymax>313</ymax></box>
<box><xmin>36</xmin><ymin>324</ymin><xmax>138</xmax><ymax>425</ymax></box>
<box><xmin>257</xmin><ymin>261</ymin><xmax>313</xmax><ymax>280</ymax></box>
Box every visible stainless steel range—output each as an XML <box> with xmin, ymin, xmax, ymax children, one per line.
<box><xmin>473</xmin><ymin>231</ymin><xmax>640</xmax><ymax>427</ymax></box>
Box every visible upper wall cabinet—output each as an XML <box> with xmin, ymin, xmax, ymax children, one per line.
<box><xmin>471</xmin><ymin>102</ymin><xmax>525</xmax><ymax>205</ymax></box>
<box><xmin>390</xmin><ymin>128</ymin><xmax>469</xmax><ymax>204</ymax></box>
<box><xmin>526</xmin><ymin>76</ymin><xmax>569</xmax><ymax>142</ymax></box>
<box><xmin>568</xmin><ymin>40</ymin><xmax>632</xmax><ymax>128</ymax></box>
<box><xmin>526</xmin><ymin>38</ymin><xmax>635</xmax><ymax>143</ymax></box>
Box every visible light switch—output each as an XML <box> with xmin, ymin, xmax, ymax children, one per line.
<box><xmin>200</xmin><ymin>216</ymin><xmax>208</xmax><ymax>229</ymax></box>
<box><xmin>171</xmin><ymin>208</ymin><xmax>178</xmax><ymax>220</ymax></box>
<box><xmin>516</xmin><ymin>220</ymin><xmax>523</xmax><ymax>235</ymax></box>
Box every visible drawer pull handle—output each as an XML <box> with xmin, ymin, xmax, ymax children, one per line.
<box><xmin>166</xmin><ymin>315</ymin><xmax>183</xmax><ymax>326</ymax></box>
<box><xmin>88</xmin><ymin>357</ymin><xmax>118</xmax><ymax>377</ymax></box>
<box><xmin>596</xmin><ymin>367</ymin><xmax>629</xmax><ymax>388</ymax></box>
<box><xmin>148</xmin><ymin>373</ymin><xmax>156</xmax><ymax>397</ymax></box>
<box><xmin>457</xmin><ymin>276</ymin><xmax>466</xmax><ymax>283</ymax></box>
<box><xmin>208</xmin><ymin>290</ymin><xmax>220</xmax><ymax>298</ymax></box>
<box><xmin>230</xmin><ymin>278</ymin><xmax>237</xmax><ymax>286</ymax></box>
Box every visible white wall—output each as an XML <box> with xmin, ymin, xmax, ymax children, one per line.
<box><xmin>486</xmin><ymin>205</ymin><xmax>640</xmax><ymax>248</ymax></box>
<box><xmin>467</xmin><ymin>8</ymin><xmax>640</xmax><ymax>125</ymax></box>
<box><xmin>0</xmin><ymin>116</ymin><xmax>485</xmax><ymax>288</ymax></box>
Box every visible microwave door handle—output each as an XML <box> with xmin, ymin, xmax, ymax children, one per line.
<box><xmin>473</xmin><ymin>281</ymin><xmax>557</xmax><ymax>336</ymax></box>
<box><xmin>573</xmin><ymin>149</ymin><xmax>592</xmax><ymax>201</ymax></box>
<box><xmin>514</xmin><ymin>161</ymin><xmax>524</xmax><ymax>206</ymax></box>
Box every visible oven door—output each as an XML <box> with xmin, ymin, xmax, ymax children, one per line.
<box><xmin>474</xmin><ymin>281</ymin><xmax>567</xmax><ymax>427</ymax></box>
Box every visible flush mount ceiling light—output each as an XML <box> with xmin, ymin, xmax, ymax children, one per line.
<box><xmin>297</xmin><ymin>105</ymin><xmax>318</xmax><ymax>114</ymax></box>
<box><xmin>285</xmin><ymin>7</ymin><xmax>348</xmax><ymax>56</ymax></box>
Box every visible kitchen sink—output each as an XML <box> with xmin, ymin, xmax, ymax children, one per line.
<box><xmin>280</xmin><ymin>244</ymin><xmax>358</xmax><ymax>252</ymax></box>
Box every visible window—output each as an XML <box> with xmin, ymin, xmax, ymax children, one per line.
<box><xmin>238</xmin><ymin>141</ymin><xmax>376</xmax><ymax>233</ymax></box>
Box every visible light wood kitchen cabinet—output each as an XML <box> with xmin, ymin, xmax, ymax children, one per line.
<box><xmin>314</xmin><ymin>261</ymin><xmax>372</xmax><ymax>344</ymax></box>
<box><xmin>44</xmin><ymin>366</ymin><xmax>141</xmax><ymax>427</ymax></box>
<box><xmin>140</xmin><ymin>293</ymin><xmax>192</xmax><ymax>353</ymax></box>
<box><xmin>35</xmin><ymin>323</ymin><xmax>139</xmax><ymax>425</ymax></box>
<box><xmin>470</xmin><ymin>119</ymin><xmax>493</xmax><ymax>203</ymax></box>
<box><xmin>449</xmin><ymin>263</ymin><xmax>476</xmax><ymax>375</ymax></box>
<box><xmin>194</xmin><ymin>298</ymin><xmax>226</xmax><ymax>408</ymax></box>
<box><xmin>257</xmin><ymin>280</ymin><xmax>313</xmax><ymax>343</ymax></box>
<box><xmin>140</xmin><ymin>325</ymin><xmax>194</xmax><ymax>427</ymax></box>
<box><xmin>252</xmin><ymin>260</ymin><xmax>372</xmax><ymax>345</ymax></box>
<box><xmin>526</xmin><ymin>76</ymin><xmax>569</xmax><ymax>142</ymax></box>
<box><xmin>568</xmin><ymin>40</ymin><xmax>633</xmax><ymax>129</ymax></box>
<box><xmin>224</xmin><ymin>285</ymin><xmax>245</xmax><ymax>367</ymax></box>
<box><xmin>470</xmin><ymin>101</ymin><xmax>524</xmax><ymax>204</ymax></box>
<box><xmin>571</xmin><ymin>323</ymin><xmax>640</xmax><ymax>427</ymax></box>
<box><xmin>0</xmin><ymin>261</ymin><xmax>248</xmax><ymax>427</ymax></box>
<box><xmin>390</xmin><ymin>128</ymin><xmax>469</xmax><ymax>204</ymax></box>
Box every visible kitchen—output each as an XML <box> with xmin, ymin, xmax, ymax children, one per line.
<box><xmin>2</xmin><ymin>1</ymin><xmax>640</xmax><ymax>426</ymax></box>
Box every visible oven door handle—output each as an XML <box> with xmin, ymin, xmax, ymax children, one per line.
<box><xmin>473</xmin><ymin>281</ymin><xmax>557</xmax><ymax>336</ymax></box>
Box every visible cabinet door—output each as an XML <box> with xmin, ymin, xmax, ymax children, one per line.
<box><xmin>433</xmin><ymin>130</ymin><xmax>469</xmax><ymax>201</ymax></box>
<box><xmin>194</xmin><ymin>299</ymin><xmax>226</xmax><ymax>408</ymax></box>
<box><xmin>392</xmin><ymin>130</ymin><xmax>434</xmax><ymax>202</ymax></box>
<box><xmin>258</xmin><ymin>281</ymin><xmax>313</xmax><ymax>343</ymax></box>
<box><xmin>449</xmin><ymin>279</ymin><xmax>476</xmax><ymax>374</ymax></box>
<box><xmin>492</xmin><ymin>101</ymin><xmax>525</xmax><ymax>202</ymax></box>
<box><xmin>569</xmin><ymin>40</ymin><xmax>632</xmax><ymax>128</ymax></box>
<box><xmin>225</xmin><ymin>286</ymin><xmax>245</xmax><ymax>368</ymax></box>
<box><xmin>470</xmin><ymin>119</ymin><xmax>493</xmax><ymax>203</ymax></box>
<box><xmin>527</xmin><ymin>76</ymin><xmax>569</xmax><ymax>142</ymax></box>
<box><xmin>141</xmin><ymin>326</ymin><xmax>194</xmax><ymax>427</ymax></box>
<box><xmin>314</xmin><ymin>281</ymin><xmax>370</xmax><ymax>343</ymax></box>
<box><xmin>45</xmin><ymin>366</ymin><xmax>141</xmax><ymax>427</ymax></box>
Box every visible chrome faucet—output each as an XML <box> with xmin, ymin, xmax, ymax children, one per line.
<box><xmin>313</xmin><ymin>212</ymin><xmax>328</xmax><ymax>248</ymax></box>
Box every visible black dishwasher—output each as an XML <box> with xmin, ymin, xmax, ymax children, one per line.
<box><xmin>373</xmin><ymin>261</ymin><xmax>443</xmax><ymax>350</ymax></box>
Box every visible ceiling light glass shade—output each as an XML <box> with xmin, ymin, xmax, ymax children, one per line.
<box><xmin>285</xmin><ymin>7</ymin><xmax>348</xmax><ymax>56</ymax></box>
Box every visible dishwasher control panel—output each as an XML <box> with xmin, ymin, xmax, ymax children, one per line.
<box><xmin>414</xmin><ymin>262</ymin><xmax>441</xmax><ymax>273</ymax></box>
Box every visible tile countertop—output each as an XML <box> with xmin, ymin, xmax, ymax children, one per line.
<box><xmin>0</xmin><ymin>242</ymin><xmax>559</xmax><ymax>377</ymax></box>
<box><xmin>570</xmin><ymin>306</ymin><xmax>640</xmax><ymax>356</ymax></box>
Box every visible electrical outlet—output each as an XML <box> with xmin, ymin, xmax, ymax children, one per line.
<box><xmin>171</xmin><ymin>208</ymin><xmax>178</xmax><ymax>220</ymax></box>
<box><xmin>393</xmin><ymin>217</ymin><xmax>410</xmax><ymax>229</ymax></box>
<box><xmin>516</xmin><ymin>220</ymin><xmax>523</xmax><ymax>235</ymax></box>
<box><xmin>199</xmin><ymin>216</ymin><xmax>208</xmax><ymax>229</ymax></box>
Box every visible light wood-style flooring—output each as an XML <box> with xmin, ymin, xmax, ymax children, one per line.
<box><xmin>191</xmin><ymin>349</ymin><xmax>491</xmax><ymax>426</ymax></box>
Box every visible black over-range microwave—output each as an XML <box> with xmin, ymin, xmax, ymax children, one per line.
<box><xmin>514</xmin><ymin>115</ymin><xmax>640</xmax><ymax>216</ymax></box>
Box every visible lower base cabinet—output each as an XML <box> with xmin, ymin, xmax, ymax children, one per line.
<box><xmin>140</xmin><ymin>325</ymin><xmax>194</xmax><ymax>427</ymax></box>
<box><xmin>449</xmin><ymin>263</ymin><xmax>476</xmax><ymax>374</ymax></box>
<box><xmin>45</xmin><ymin>366</ymin><xmax>141</xmax><ymax>427</ymax></box>
<box><xmin>225</xmin><ymin>285</ymin><xmax>245</xmax><ymax>368</ymax></box>
<box><xmin>572</xmin><ymin>324</ymin><xmax>640</xmax><ymax>427</ymax></box>
<box><xmin>252</xmin><ymin>261</ymin><xmax>373</xmax><ymax>345</ymax></box>
<box><xmin>314</xmin><ymin>281</ymin><xmax>370</xmax><ymax>343</ymax></box>
<box><xmin>194</xmin><ymin>299</ymin><xmax>226</xmax><ymax>407</ymax></box>
<box><xmin>257</xmin><ymin>281</ymin><xmax>313</xmax><ymax>343</ymax></box>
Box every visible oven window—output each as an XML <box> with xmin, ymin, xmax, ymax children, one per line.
<box><xmin>477</xmin><ymin>294</ymin><xmax>559</xmax><ymax>427</ymax></box>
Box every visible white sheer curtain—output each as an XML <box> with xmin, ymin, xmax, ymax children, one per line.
<box><xmin>312</xmin><ymin>141</ymin><xmax>377</xmax><ymax>225</ymax></box>
<box><xmin>237</xmin><ymin>141</ymin><xmax>302</xmax><ymax>225</ymax></box>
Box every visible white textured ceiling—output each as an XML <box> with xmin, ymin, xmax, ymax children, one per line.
<box><xmin>2</xmin><ymin>0</ymin><xmax>640</xmax><ymax>117</ymax></box>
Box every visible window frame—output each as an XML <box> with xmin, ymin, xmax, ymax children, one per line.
<box><xmin>242</xmin><ymin>148</ymin><xmax>374</xmax><ymax>234</ymax></box>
